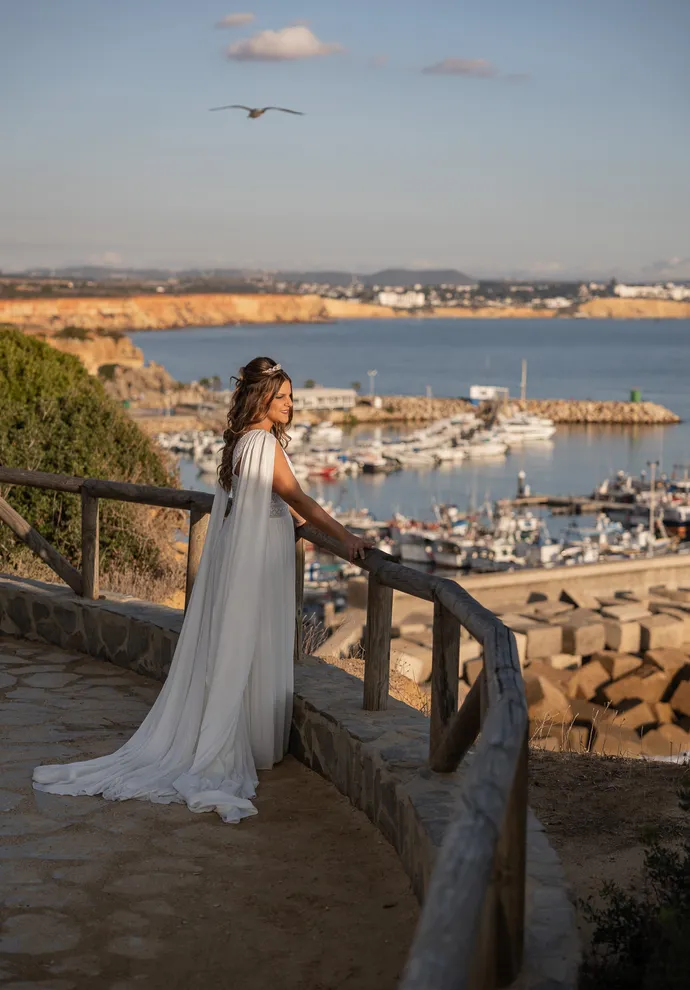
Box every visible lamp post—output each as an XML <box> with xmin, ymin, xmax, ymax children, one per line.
<box><xmin>367</xmin><ymin>369</ymin><xmax>378</xmax><ymax>398</ymax></box>
<box><xmin>647</xmin><ymin>460</ymin><xmax>659</xmax><ymax>551</ymax></box>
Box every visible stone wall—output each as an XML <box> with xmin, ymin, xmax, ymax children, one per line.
<box><xmin>0</xmin><ymin>572</ymin><xmax>579</xmax><ymax>989</ymax></box>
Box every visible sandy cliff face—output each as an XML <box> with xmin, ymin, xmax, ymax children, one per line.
<box><xmin>579</xmin><ymin>298</ymin><xmax>690</xmax><ymax>319</ymax></box>
<box><xmin>1</xmin><ymin>293</ymin><xmax>688</xmax><ymax>333</ymax></box>
<box><xmin>0</xmin><ymin>293</ymin><xmax>332</xmax><ymax>331</ymax></box>
<box><xmin>30</xmin><ymin>331</ymin><xmax>145</xmax><ymax>375</ymax></box>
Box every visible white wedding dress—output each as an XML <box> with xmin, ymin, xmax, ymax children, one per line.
<box><xmin>33</xmin><ymin>429</ymin><xmax>295</xmax><ymax>823</ymax></box>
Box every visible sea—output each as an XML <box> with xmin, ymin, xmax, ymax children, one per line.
<box><xmin>129</xmin><ymin>318</ymin><xmax>690</xmax><ymax>530</ymax></box>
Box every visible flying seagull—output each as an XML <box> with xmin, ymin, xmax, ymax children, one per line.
<box><xmin>209</xmin><ymin>105</ymin><xmax>304</xmax><ymax>119</ymax></box>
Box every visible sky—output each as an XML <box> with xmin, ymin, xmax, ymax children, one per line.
<box><xmin>1</xmin><ymin>0</ymin><xmax>689</xmax><ymax>279</ymax></box>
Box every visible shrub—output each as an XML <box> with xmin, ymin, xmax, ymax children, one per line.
<box><xmin>54</xmin><ymin>325</ymin><xmax>91</xmax><ymax>340</ymax></box>
<box><xmin>97</xmin><ymin>363</ymin><xmax>119</xmax><ymax>381</ymax></box>
<box><xmin>580</xmin><ymin>785</ymin><xmax>690</xmax><ymax>990</ymax></box>
<box><xmin>0</xmin><ymin>329</ymin><xmax>178</xmax><ymax>584</ymax></box>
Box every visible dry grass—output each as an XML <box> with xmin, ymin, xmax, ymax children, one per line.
<box><xmin>321</xmin><ymin>646</ymin><xmax>432</xmax><ymax>715</ymax></box>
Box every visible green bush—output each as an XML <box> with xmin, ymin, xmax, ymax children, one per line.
<box><xmin>581</xmin><ymin>785</ymin><xmax>690</xmax><ymax>990</ymax></box>
<box><xmin>54</xmin><ymin>325</ymin><xmax>91</xmax><ymax>340</ymax></box>
<box><xmin>0</xmin><ymin>329</ymin><xmax>177</xmax><ymax>581</ymax></box>
<box><xmin>97</xmin><ymin>363</ymin><xmax>119</xmax><ymax>381</ymax></box>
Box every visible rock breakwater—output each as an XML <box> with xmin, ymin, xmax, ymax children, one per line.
<box><xmin>323</xmin><ymin>396</ymin><xmax>680</xmax><ymax>425</ymax></box>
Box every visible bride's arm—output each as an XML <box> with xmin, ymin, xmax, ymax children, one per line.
<box><xmin>273</xmin><ymin>446</ymin><xmax>373</xmax><ymax>561</ymax></box>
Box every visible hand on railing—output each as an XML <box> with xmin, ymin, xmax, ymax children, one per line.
<box><xmin>342</xmin><ymin>533</ymin><xmax>376</xmax><ymax>563</ymax></box>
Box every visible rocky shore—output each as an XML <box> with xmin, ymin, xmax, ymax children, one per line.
<box><xmin>1</xmin><ymin>292</ymin><xmax>689</xmax><ymax>332</ymax></box>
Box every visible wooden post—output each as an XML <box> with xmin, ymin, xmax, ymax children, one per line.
<box><xmin>184</xmin><ymin>507</ymin><xmax>208</xmax><ymax>611</ymax></box>
<box><xmin>495</xmin><ymin>730</ymin><xmax>528</xmax><ymax>987</ymax></box>
<box><xmin>363</xmin><ymin>574</ymin><xmax>393</xmax><ymax>711</ymax></box>
<box><xmin>293</xmin><ymin>537</ymin><xmax>305</xmax><ymax>663</ymax></box>
<box><xmin>0</xmin><ymin>495</ymin><xmax>83</xmax><ymax>595</ymax></box>
<box><xmin>80</xmin><ymin>489</ymin><xmax>100</xmax><ymax>600</ymax></box>
<box><xmin>429</xmin><ymin>675</ymin><xmax>482</xmax><ymax>773</ymax></box>
<box><xmin>429</xmin><ymin>600</ymin><xmax>461</xmax><ymax>758</ymax></box>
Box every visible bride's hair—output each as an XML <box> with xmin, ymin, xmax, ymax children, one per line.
<box><xmin>218</xmin><ymin>356</ymin><xmax>292</xmax><ymax>491</ymax></box>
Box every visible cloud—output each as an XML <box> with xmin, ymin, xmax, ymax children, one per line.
<box><xmin>227</xmin><ymin>25</ymin><xmax>343</xmax><ymax>61</ymax></box>
<box><xmin>216</xmin><ymin>13</ymin><xmax>255</xmax><ymax>28</ymax></box>
<box><xmin>423</xmin><ymin>57</ymin><xmax>497</xmax><ymax>78</ymax></box>
<box><xmin>641</xmin><ymin>257</ymin><xmax>690</xmax><ymax>278</ymax></box>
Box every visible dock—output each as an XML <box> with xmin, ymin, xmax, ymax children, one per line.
<box><xmin>505</xmin><ymin>494</ymin><xmax>639</xmax><ymax>516</ymax></box>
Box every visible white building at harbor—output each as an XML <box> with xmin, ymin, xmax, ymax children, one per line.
<box><xmin>292</xmin><ymin>387</ymin><xmax>358</xmax><ymax>412</ymax></box>
<box><xmin>377</xmin><ymin>290</ymin><xmax>426</xmax><ymax>309</ymax></box>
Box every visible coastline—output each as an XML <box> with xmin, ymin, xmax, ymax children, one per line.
<box><xmin>1</xmin><ymin>292</ymin><xmax>690</xmax><ymax>333</ymax></box>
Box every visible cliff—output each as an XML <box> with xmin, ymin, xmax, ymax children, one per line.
<box><xmin>579</xmin><ymin>298</ymin><xmax>690</xmax><ymax>319</ymax></box>
<box><xmin>1</xmin><ymin>293</ymin><xmax>688</xmax><ymax>333</ymax></box>
<box><xmin>28</xmin><ymin>329</ymin><xmax>145</xmax><ymax>375</ymax></box>
<box><xmin>0</xmin><ymin>293</ymin><xmax>336</xmax><ymax>331</ymax></box>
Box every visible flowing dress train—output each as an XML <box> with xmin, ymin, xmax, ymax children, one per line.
<box><xmin>33</xmin><ymin>429</ymin><xmax>295</xmax><ymax>823</ymax></box>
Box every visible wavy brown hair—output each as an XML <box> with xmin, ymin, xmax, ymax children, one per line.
<box><xmin>218</xmin><ymin>356</ymin><xmax>292</xmax><ymax>491</ymax></box>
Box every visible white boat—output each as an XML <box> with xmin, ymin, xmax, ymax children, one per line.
<box><xmin>395</xmin><ymin>450</ymin><xmax>438</xmax><ymax>469</ymax></box>
<box><xmin>432</xmin><ymin>538</ymin><xmax>474</xmax><ymax>569</ymax></box>
<box><xmin>435</xmin><ymin>446</ymin><xmax>466</xmax><ymax>464</ymax></box>
<box><xmin>462</xmin><ymin>431</ymin><xmax>509</xmax><ymax>458</ymax></box>
<box><xmin>496</xmin><ymin>413</ymin><xmax>556</xmax><ymax>443</ymax></box>
<box><xmin>397</xmin><ymin>533</ymin><xmax>435</xmax><ymax>565</ymax></box>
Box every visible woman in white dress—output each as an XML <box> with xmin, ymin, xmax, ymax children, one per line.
<box><xmin>33</xmin><ymin>357</ymin><xmax>372</xmax><ymax>823</ymax></box>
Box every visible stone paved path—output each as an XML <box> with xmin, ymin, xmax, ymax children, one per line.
<box><xmin>0</xmin><ymin>636</ymin><xmax>418</xmax><ymax>990</ymax></box>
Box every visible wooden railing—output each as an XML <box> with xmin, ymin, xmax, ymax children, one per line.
<box><xmin>0</xmin><ymin>467</ymin><xmax>528</xmax><ymax>990</ymax></box>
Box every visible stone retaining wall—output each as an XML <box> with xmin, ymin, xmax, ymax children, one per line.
<box><xmin>0</xmin><ymin>573</ymin><xmax>579</xmax><ymax>989</ymax></box>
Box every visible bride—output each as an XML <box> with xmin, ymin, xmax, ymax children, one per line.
<box><xmin>33</xmin><ymin>356</ymin><xmax>373</xmax><ymax>823</ymax></box>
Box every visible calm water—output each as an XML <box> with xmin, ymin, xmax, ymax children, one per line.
<box><xmin>130</xmin><ymin>318</ymin><xmax>689</xmax><ymax>523</ymax></box>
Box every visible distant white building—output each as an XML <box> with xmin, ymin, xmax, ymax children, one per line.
<box><xmin>614</xmin><ymin>283</ymin><xmax>669</xmax><ymax>299</ymax></box>
<box><xmin>543</xmin><ymin>296</ymin><xmax>572</xmax><ymax>309</ymax></box>
<box><xmin>292</xmin><ymin>387</ymin><xmax>358</xmax><ymax>412</ymax></box>
<box><xmin>377</xmin><ymin>290</ymin><xmax>426</xmax><ymax>309</ymax></box>
<box><xmin>469</xmin><ymin>385</ymin><xmax>510</xmax><ymax>403</ymax></box>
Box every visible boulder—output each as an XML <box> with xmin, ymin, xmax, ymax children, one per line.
<box><xmin>559</xmin><ymin>588</ymin><xmax>601</xmax><ymax>610</ymax></box>
<box><xmin>617</xmin><ymin>702</ymin><xmax>656</xmax><ymax>731</ymax></box>
<box><xmin>651</xmin><ymin>702</ymin><xmax>675</xmax><ymax>723</ymax></box>
<box><xmin>530</xmin><ymin>601</ymin><xmax>575</xmax><ymax>621</ymax></box>
<box><xmin>641</xmin><ymin>729</ymin><xmax>690</xmax><ymax>758</ymax></box>
<box><xmin>569</xmin><ymin>699</ymin><xmax>615</xmax><ymax>729</ymax></box>
<box><xmin>502</xmin><ymin>615</ymin><xmax>562</xmax><ymax>659</ymax></box>
<box><xmin>657</xmin><ymin>722</ymin><xmax>690</xmax><ymax>746</ymax></box>
<box><xmin>565</xmin><ymin>660</ymin><xmax>610</xmax><ymax>701</ymax></box>
<box><xmin>314</xmin><ymin>609</ymin><xmax>365</xmax><ymax>659</ymax></box>
<box><xmin>643</xmin><ymin>648</ymin><xmax>690</xmax><ymax>675</ymax></box>
<box><xmin>524</xmin><ymin>675</ymin><xmax>572</xmax><ymax>725</ymax></box>
<box><xmin>602</xmin><ymin>668</ymin><xmax>672</xmax><ymax>706</ymax></box>
<box><xmin>600</xmin><ymin>603</ymin><xmax>652</xmax><ymax>622</ymax></box>
<box><xmin>603</xmin><ymin>619</ymin><xmax>641</xmax><ymax>654</ymax></box>
<box><xmin>391</xmin><ymin>639</ymin><xmax>433</xmax><ymax>684</ymax></box>
<box><xmin>548</xmin><ymin>653</ymin><xmax>583</xmax><ymax>671</ymax></box>
<box><xmin>463</xmin><ymin>657</ymin><xmax>483</xmax><ymax>686</ymax></box>
<box><xmin>651</xmin><ymin>607</ymin><xmax>690</xmax><ymax>639</ymax></box>
<box><xmin>592</xmin><ymin>650</ymin><xmax>642</xmax><ymax>681</ymax></box>
<box><xmin>670</xmin><ymin>681</ymin><xmax>690</xmax><ymax>718</ymax></box>
<box><xmin>639</xmin><ymin>614</ymin><xmax>684</xmax><ymax>650</ymax></box>
<box><xmin>561</xmin><ymin>620</ymin><xmax>606</xmax><ymax>657</ymax></box>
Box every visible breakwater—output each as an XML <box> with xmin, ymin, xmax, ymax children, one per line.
<box><xmin>1</xmin><ymin>293</ymin><xmax>690</xmax><ymax>332</ymax></box>
<box><xmin>322</xmin><ymin>396</ymin><xmax>680</xmax><ymax>426</ymax></box>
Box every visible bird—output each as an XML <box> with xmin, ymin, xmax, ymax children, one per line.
<box><xmin>209</xmin><ymin>105</ymin><xmax>304</xmax><ymax>119</ymax></box>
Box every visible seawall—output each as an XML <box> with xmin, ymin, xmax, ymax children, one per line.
<box><xmin>324</xmin><ymin>396</ymin><xmax>680</xmax><ymax>425</ymax></box>
<box><xmin>1</xmin><ymin>292</ymin><xmax>689</xmax><ymax>332</ymax></box>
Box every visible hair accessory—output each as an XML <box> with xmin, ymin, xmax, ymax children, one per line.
<box><xmin>261</xmin><ymin>363</ymin><xmax>282</xmax><ymax>375</ymax></box>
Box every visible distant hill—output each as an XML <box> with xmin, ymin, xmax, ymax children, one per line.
<box><xmin>276</xmin><ymin>268</ymin><xmax>476</xmax><ymax>287</ymax></box>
